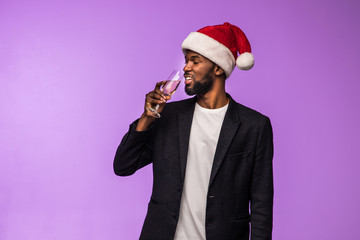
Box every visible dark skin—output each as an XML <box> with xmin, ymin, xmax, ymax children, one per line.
<box><xmin>136</xmin><ymin>50</ymin><xmax>228</xmax><ymax>132</ymax></box>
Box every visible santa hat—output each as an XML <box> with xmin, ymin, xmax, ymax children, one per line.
<box><xmin>181</xmin><ymin>22</ymin><xmax>254</xmax><ymax>78</ymax></box>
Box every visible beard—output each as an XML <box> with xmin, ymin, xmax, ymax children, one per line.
<box><xmin>185</xmin><ymin>67</ymin><xmax>215</xmax><ymax>96</ymax></box>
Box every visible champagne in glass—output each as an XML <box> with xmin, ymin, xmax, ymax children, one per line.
<box><xmin>147</xmin><ymin>70</ymin><xmax>183</xmax><ymax>118</ymax></box>
<box><xmin>162</xmin><ymin>80</ymin><xmax>181</xmax><ymax>96</ymax></box>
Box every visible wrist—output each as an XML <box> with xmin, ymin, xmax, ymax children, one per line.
<box><xmin>136</xmin><ymin>112</ymin><xmax>155</xmax><ymax>131</ymax></box>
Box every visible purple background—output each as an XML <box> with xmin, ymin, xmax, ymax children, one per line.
<box><xmin>1</xmin><ymin>0</ymin><xmax>359</xmax><ymax>239</ymax></box>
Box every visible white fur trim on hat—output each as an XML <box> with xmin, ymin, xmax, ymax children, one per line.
<box><xmin>182</xmin><ymin>32</ymin><xmax>235</xmax><ymax>78</ymax></box>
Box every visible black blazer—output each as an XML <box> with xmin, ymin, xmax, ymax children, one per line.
<box><xmin>114</xmin><ymin>94</ymin><xmax>273</xmax><ymax>240</ymax></box>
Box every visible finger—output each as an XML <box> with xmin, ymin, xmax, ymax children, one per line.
<box><xmin>147</xmin><ymin>91</ymin><xmax>166</xmax><ymax>103</ymax></box>
<box><xmin>154</xmin><ymin>88</ymin><xmax>167</xmax><ymax>101</ymax></box>
<box><xmin>147</xmin><ymin>91</ymin><xmax>165</xmax><ymax>101</ymax></box>
<box><xmin>146</xmin><ymin>93</ymin><xmax>165</xmax><ymax>105</ymax></box>
<box><xmin>148</xmin><ymin>97</ymin><xmax>164</xmax><ymax>105</ymax></box>
<box><xmin>155</xmin><ymin>81</ymin><xmax>167</xmax><ymax>91</ymax></box>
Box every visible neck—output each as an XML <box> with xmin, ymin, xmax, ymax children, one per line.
<box><xmin>196</xmin><ymin>78</ymin><xmax>228</xmax><ymax>109</ymax></box>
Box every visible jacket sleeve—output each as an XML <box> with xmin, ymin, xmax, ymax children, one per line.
<box><xmin>113</xmin><ymin>119</ymin><xmax>155</xmax><ymax>176</ymax></box>
<box><xmin>250</xmin><ymin>117</ymin><xmax>274</xmax><ymax>240</ymax></box>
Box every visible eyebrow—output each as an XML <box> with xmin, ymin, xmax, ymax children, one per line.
<box><xmin>185</xmin><ymin>55</ymin><xmax>201</xmax><ymax>61</ymax></box>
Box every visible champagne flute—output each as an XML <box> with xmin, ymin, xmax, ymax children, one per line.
<box><xmin>147</xmin><ymin>70</ymin><xmax>183</xmax><ymax>118</ymax></box>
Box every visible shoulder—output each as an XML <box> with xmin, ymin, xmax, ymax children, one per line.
<box><xmin>230</xmin><ymin>96</ymin><xmax>271</xmax><ymax>127</ymax></box>
<box><xmin>166</xmin><ymin>97</ymin><xmax>195</xmax><ymax>107</ymax></box>
<box><xmin>162</xmin><ymin>97</ymin><xmax>196</xmax><ymax>113</ymax></box>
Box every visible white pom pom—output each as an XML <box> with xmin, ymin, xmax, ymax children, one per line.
<box><xmin>236</xmin><ymin>52</ymin><xmax>254</xmax><ymax>70</ymax></box>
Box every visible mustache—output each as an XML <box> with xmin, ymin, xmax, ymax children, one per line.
<box><xmin>183</xmin><ymin>72</ymin><xmax>193</xmax><ymax>77</ymax></box>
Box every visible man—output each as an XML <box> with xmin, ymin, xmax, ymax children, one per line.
<box><xmin>114</xmin><ymin>22</ymin><xmax>273</xmax><ymax>240</ymax></box>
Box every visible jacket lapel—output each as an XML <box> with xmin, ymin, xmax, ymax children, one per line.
<box><xmin>209</xmin><ymin>96</ymin><xmax>241</xmax><ymax>186</ymax></box>
<box><xmin>177</xmin><ymin>97</ymin><xmax>196</xmax><ymax>183</ymax></box>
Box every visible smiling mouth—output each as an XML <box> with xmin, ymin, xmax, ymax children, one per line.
<box><xmin>184</xmin><ymin>76</ymin><xmax>192</xmax><ymax>85</ymax></box>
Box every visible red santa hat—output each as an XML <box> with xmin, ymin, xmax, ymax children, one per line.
<box><xmin>181</xmin><ymin>22</ymin><xmax>254</xmax><ymax>78</ymax></box>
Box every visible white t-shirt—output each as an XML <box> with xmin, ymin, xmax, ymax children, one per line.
<box><xmin>174</xmin><ymin>102</ymin><xmax>229</xmax><ymax>240</ymax></box>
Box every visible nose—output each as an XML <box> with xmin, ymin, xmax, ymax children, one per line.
<box><xmin>183</xmin><ymin>62</ymin><xmax>191</xmax><ymax>72</ymax></box>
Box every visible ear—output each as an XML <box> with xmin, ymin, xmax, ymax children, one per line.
<box><xmin>214</xmin><ymin>65</ymin><xmax>225</xmax><ymax>77</ymax></box>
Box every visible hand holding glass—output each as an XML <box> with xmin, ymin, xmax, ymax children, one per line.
<box><xmin>147</xmin><ymin>70</ymin><xmax>183</xmax><ymax>118</ymax></box>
